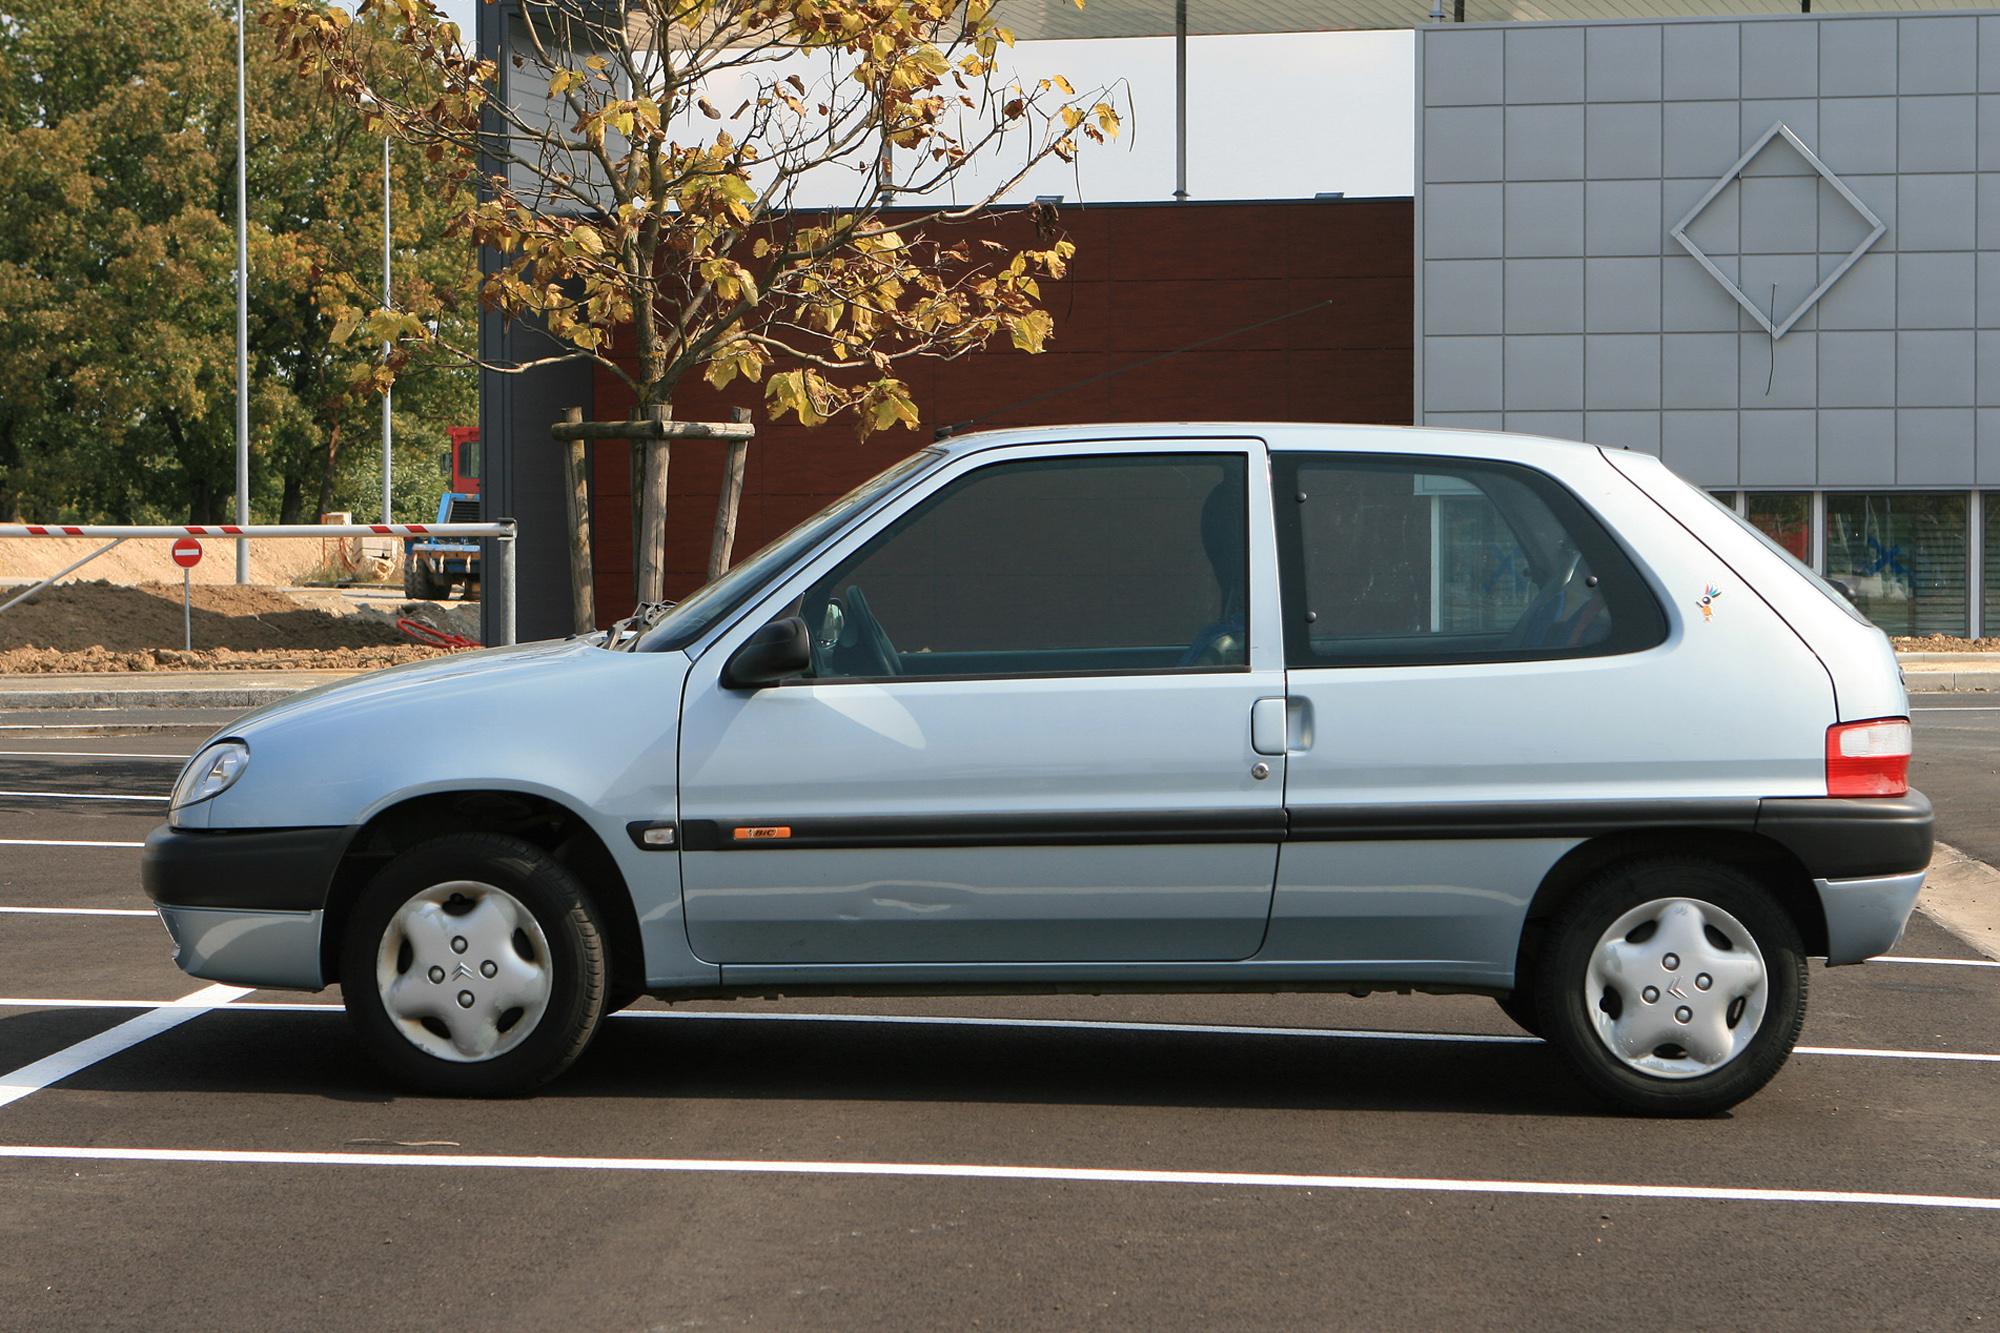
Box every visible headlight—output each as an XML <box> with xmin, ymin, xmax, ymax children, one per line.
<box><xmin>169</xmin><ymin>741</ymin><xmax>250</xmax><ymax>823</ymax></box>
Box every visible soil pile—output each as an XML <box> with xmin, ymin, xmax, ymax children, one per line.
<box><xmin>0</xmin><ymin>581</ymin><xmax>471</xmax><ymax>672</ymax></box>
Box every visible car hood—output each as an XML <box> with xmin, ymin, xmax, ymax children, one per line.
<box><xmin>184</xmin><ymin>638</ymin><xmax>693</xmax><ymax>831</ymax></box>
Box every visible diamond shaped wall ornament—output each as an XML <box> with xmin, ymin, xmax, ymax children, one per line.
<box><xmin>1668</xmin><ymin>121</ymin><xmax>1887</xmax><ymax>340</ymax></box>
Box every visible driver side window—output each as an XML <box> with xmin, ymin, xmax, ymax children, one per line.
<box><xmin>797</xmin><ymin>453</ymin><xmax>1249</xmax><ymax>682</ymax></box>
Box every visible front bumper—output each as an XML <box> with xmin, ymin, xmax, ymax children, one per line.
<box><xmin>142</xmin><ymin>824</ymin><xmax>353</xmax><ymax>992</ymax></box>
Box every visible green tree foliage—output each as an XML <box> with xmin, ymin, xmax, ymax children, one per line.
<box><xmin>0</xmin><ymin>0</ymin><xmax>475</xmax><ymax>524</ymax></box>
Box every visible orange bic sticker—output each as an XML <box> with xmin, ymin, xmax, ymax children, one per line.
<box><xmin>733</xmin><ymin>826</ymin><xmax>793</xmax><ymax>841</ymax></box>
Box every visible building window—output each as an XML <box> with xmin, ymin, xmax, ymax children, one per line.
<box><xmin>1824</xmin><ymin>493</ymin><xmax>1968</xmax><ymax>637</ymax></box>
<box><xmin>1746</xmin><ymin>493</ymin><xmax>1812</xmax><ymax>565</ymax></box>
<box><xmin>1985</xmin><ymin>494</ymin><xmax>2000</xmax><ymax>639</ymax></box>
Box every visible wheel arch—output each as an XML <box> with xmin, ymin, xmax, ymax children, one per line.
<box><xmin>1511</xmin><ymin>827</ymin><xmax>1828</xmax><ymax>987</ymax></box>
<box><xmin>320</xmin><ymin>789</ymin><xmax>646</xmax><ymax>1005</ymax></box>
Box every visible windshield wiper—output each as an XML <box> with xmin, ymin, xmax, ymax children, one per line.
<box><xmin>607</xmin><ymin>600</ymin><xmax>676</xmax><ymax>649</ymax></box>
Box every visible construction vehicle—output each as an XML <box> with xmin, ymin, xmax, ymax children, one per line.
<box><xmin>404</xmin><ymin>427</ymin><xmax>482</xmax><ymax>600</ymax></box>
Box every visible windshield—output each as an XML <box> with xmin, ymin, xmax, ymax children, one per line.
<box><xmin>1701</xmin><ymin>491</ymin><xmax>1875</xmax><ymax>628</ymax></box>
<box><xmin>634</xmin><ymin>449</ymin><xmax>944</xmax><ymax>652</ymax></box>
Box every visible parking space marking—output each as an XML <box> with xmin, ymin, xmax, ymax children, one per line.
<box><xmin>0</xmin><ymin>1142</ymin><xmax>1995</xmax><ymax>1212</ymax></box>
<box><xmin>0</xmin><ymin>751</ymin><xmax>189</xmax><ymax>760</ymax></box>
<box><xmin>0</xmin><ymin>906</ymin><xmax>154</xmax><ymax>917</ymax></box>
<box><xmin>0</xmin><ymin>790</ymin><xmax>168</xmax><ymax>802</ymax></box>
<box><xmin>2</xmin><ymin>1000</ymin><xmax>1996</xmax><ymax>1065</ymax></box>
<box><xmin>0</xmin><ymin>839</ymin><xmax>147</xmax><ymax>848</ymax></box>
<box><xmin>1871</xmin><ymin>956</ymin><xmax>2000</xmax><ymax>967</ymax></box>
<box><xmin>0</xmin><ymin>984</ymin><xmax>249</xmax><ymax>1110</ymax></box>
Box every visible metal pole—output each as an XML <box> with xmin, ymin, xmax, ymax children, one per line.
<box><xmin>489</xmin><ymin>530</ymin><xmax>518</xmax><ymax>646</ymax></box>
<box><xmin>381</xmin><ymin>133</ymin><xmax>393</xmax><ymax>526</ymax></box>
<box><xmin>184</xmin><ymin>567</ymin><xmax>192</xmax><ymax>652</ymax></box>
<box><xmin>1173</xmin><ymin>0</ymin><xmax>1189</xmax><ymax>201</ymax></box>
<box><xmin>234</xmin><ymin>0</ymin><xmax>251</xmax><ymax>583</ymax></box>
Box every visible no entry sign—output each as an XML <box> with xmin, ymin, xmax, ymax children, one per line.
<box><xmin>171</xmin><ymin>537</ymin><xmax>202</xmax><ymax>568</ymax></box>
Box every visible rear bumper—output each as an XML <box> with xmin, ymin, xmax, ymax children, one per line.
<box><xmin>1753</xmin><ymin>792</ymin><xmax>1933</xmax><ymax>965</ymax></box>
<box><xmin>1755</xmin><ymin>792</ymin><xmax>1934</xmax><ymax>879</ymax></box>
<box><xmin>142</xmin><ymin>824</ymin><xmax>351</xmax><ymax>992</ymax></box>
<box><xmin>1814</xmin><ymin>870</ymin><xmax>1928</xmax><ymax>966</ymax></box>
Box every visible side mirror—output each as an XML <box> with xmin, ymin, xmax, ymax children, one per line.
<box><xmin>720</xmin><ymin>617</ymin><xmax>811</xmax><ymax>690</ymax></box>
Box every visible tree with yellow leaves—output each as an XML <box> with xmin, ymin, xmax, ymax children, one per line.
<box><xmin>270</xmin><ymin>0</ymin><xmax>1119</xmax><ymax>604</ymax></box>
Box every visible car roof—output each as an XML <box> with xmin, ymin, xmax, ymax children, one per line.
<box><xmin>932</xmin><ymin>422</ymin><xmax>1611</xmax><ymax>469</ymax></box>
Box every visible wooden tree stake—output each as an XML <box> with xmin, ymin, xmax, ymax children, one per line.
<box><xmin>707</xmin><ymin>407</ymin><xmax>754</xmax><ymax>581</ymax></box>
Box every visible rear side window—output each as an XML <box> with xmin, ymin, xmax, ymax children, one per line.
<box><xmin>799</xmin><ymin>453</ymin><xmax>1248</xmax><ymax>681</ymax></box>
<box><xmin>1273</xmin><ymin>453</ymin><xmax>1664</xmax><ymax>668</ymax></box>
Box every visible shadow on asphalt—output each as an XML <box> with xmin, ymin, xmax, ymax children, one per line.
<box><xmin>8</xmin><ymin>1005</ymin><xmax>1609</xmax><ymax>1117</ymax></box>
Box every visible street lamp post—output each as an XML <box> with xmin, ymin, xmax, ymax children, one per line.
<box><xmin>234</xmin><ymin>0</ymin><xmax>250</xmax><ymax>582</ymax></box>
<box><xmin>381</xmin><ymin>134</ymin><xmax>392</xmax><ymax>525</ymax></box>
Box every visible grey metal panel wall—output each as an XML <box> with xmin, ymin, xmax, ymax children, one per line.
<box><xmin>478</xmin><ymin>1</ymin><xmax>596</xmax><ymax>646</ymax></box>
<box><xmin>1416</xmin><ymin>10</ymin><xmax>2000</xmax><ymax>489</ymax></box>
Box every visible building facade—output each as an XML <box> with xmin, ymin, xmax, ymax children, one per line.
<box><xmin>1418</xmin><ymin>9</ymin><xmax>2000</xmax><ymax>637</ymax></box>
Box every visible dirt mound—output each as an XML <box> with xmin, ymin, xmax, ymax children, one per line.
<box><xmin>0</xmin><ymin>644</ymin><xmax>458</xmax><ymax>673</ymax></box>
<box><xmin>0</xmin><ymin>535</ymin><xmax>378</xmax><ymax>587</ymax></box>
<box><xmin>0</xmin><ymin>581</ymin><xmax>477</xmax><ymax>672</ymax></box>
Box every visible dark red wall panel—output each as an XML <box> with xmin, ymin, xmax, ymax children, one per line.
<box><xmin>589</xmin><ymin>197</ymin><xmax>1413</xmax><ymax>621</ymax></box>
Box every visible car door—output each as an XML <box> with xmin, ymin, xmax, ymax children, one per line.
<box><xmin>1259</xmin><ymin>445</ymin><xmax>1834</xmax><ymax>987</ymax></box>
<box><xmin>675</xmin><ymin>439</ymin><xmax>1288</xmax><ymax>968</ymax></box>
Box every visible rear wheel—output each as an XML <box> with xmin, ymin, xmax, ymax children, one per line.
<box><xmin>1532</xmin><ymin>858</ymin><xmax>1805</xmax><ymax>1117</ymax></box>
<box><xmin>340</xmin><ymin>833</ymin><xmax>608</xmax><ymax>1096</ymax></box>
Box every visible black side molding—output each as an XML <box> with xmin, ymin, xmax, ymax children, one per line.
<box><xmin>1755</xmin><ymin>791</ymin><xmax>1934</xmax><ymax>880</ymax></box>
<box><xmin>681</xmin><ymin>808</ymin><xmax>1289</xmax><ymax>851</ymax></box>
<box><xmin>141</xmin><ymin>824</ymin><xmax>354</xmax><ymax>912</ymax></box>
<box><xmin>1287</xmin><ymin>798</ymin><xmax>1761</xmax><ymax>841</ymax></box>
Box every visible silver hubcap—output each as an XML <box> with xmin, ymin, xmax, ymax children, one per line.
<box><xmin>376</xmin><ymin>880</ymin><xmax>552</xmax><ymax>1063</ymax></box>
<box><xmin>1585</xmin><ymin>897</ymin><xmax>1768</xmax><ymax>1080</ymax></box>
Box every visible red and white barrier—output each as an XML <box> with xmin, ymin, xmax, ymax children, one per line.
<box><xmin>0</xmin><ymin>523</ymin><xmax>512</xmax><ymax>539</ymax></box>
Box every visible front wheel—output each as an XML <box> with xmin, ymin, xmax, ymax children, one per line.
<box><xmin>1532</xmin><ymin>858</ymin><xmax>1806</xmax><ymax>1117</ymax></box>
<box><xmin>340</xmin><ymin>833</ymin><xmax>609</xmax><ymax>1096</ymax></box>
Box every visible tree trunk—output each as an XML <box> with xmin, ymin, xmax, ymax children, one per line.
<box><xmin>279</xmin><ymin>470</ymin><xmax>305</xmax><ymax>526</ymax></box>
<box><xmin>559</xmin><ymin>407</ymin><xmax>597</xmax><ymax>635</ymax></box>
<box><xmin>634</xmin><ymin>405</ymin><xmax>671</xmax><ymax>605</ymax></box>
<box><xmin>317</xmin><ymin>423</ymin><xmax>343</xmax><ymax>519</ymax></box>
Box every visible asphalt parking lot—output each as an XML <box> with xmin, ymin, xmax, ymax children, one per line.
<box><xmin>0</xmin><ymin>699</ymin><xmax>1996</xmax><ymax>1330</ymax></box>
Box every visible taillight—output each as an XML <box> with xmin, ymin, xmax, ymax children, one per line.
<box><xmin>1826</xmin><ymin>718</ymin><xmax>1912</xmax><ymax>797</ymax></box>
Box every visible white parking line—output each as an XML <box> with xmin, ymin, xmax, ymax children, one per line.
<box><xmin>1872</xmin><ymin>955</ymin><xmax>2000</xmax><ymax>968</ymax></box>
<box><xmin>1</xmin><ymin>998</ymin><xmax>1996</xmax><ymax>1064</ymax></box>
<box><xmin>0</xmin><ymin>751</ymin><xmax>189</xmax><ymax>760</ymax></box>
<box><xmin>0</xmin><ymin>839</ymin><xmax>147</xmax><ymax>848</ymax></box>
<box><xmin>0</xmin><ymin>1142</ymin><xmax>1994</xmax><ymax>1212</ymax></box>
<box><xmin>0</xmin><ymin>790</ymin><xmax>167</xmax><ymax>802</ymax></box>
<box><xmin>0</xmin><ymin>984</ymin><xmax>248</xmax><ymax>1109</ymax></box>
<box><xmin>0</xmin><ymin>906</ymin><xmax>154</xmax><ymax>917</ymax></box>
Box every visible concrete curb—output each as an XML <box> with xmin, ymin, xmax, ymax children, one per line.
<box><xmin>1918</xmin><ymin>842</ymin><xmax>2000</xmax><ymax>961</ymax></box>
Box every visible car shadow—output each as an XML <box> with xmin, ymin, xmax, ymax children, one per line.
<box><xmin>5</xmin><ymin>1005</ymin><xmax>1610</xmax><ymax>1118</ymax></box>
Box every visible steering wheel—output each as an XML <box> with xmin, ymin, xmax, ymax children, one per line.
<box><xmin>842</xmin><ymin>585</ymin><xmax>903</xmax><ymax>676</ymax></box>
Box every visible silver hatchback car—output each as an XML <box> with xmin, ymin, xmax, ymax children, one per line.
<box><xmin>143</xmin><ymin>424</ymin><xmax>1930</xmax><ymax>1115</ymax></box>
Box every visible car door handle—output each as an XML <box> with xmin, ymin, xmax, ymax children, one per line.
<box><xmin>1251</xmin><ymin>697</ymin><xmax>1288</xmax><ymax>756</ymax></box>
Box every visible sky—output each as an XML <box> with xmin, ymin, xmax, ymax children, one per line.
<box><xmin>427</xmin><ymin>0</ymin><xmax>1417</xmax><ymax>204</ymax></box>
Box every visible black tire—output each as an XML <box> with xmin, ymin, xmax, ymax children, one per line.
<box><xmin>1493</xmin><ymin>990</ymin><xmax>1542</xmax><ymax>1037</ymax></box>
<box><xmin>1531</xmin><ymin>857</ymin><xmax>1806</xmax><ymax>1117</ymax></box>
<box><xmin>339</xmin><ymin>832</ymin><xmax>608</xmax><ymax>1096</ymax></box>
<box><xmin>403</xmin><ymin>556</ymin><xmax>446</xmax><ymax>601</ymax></box>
